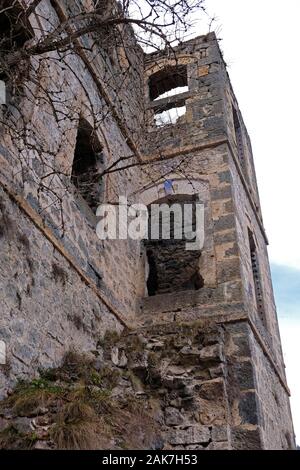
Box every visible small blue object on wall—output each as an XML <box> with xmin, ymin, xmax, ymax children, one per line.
<box><xmin>164</xmin><ymin>179</ymin><xmax>173</xmax><ymax>194</ymax></box>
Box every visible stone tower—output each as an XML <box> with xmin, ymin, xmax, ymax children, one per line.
<box><xmin>0</xmin><ymin>1</ymin><xmax>295</xmax><ymax>450</ymax></box>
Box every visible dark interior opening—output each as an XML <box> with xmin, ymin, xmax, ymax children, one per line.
<box><xmin>145</xmin><ymin>194</ymin><xmax>203</xmax><ymax>296</ymax></box>
<box><xmin>232</xmin><ymin>106</ymin><xmax>240</xmax><ymax>132</ymax></box>
<box><xmin>149</xmin><ymin>65</ymin><xmax>188</xmax><ymax>101</ymax></box>
<box><xmin>0</xmin><ymin>1</ymin><xmax>34</xmax><ymax>85</ymax></box>
<box><xmin>0</xmin><ymin>1</ymin><xmax>33</xmax><ymax>52</ymax></box>
<box><xmin>182</xmin><ymin>271</ymin><xmax>204</xmax><ymax>291</ymax></box>
<box><xmin>146</xmin><ymin>249</ymin><xmax>158</xmax><ymax>296</ymax></box>
<box><xmin>71</xmin><ymin>119</ymin><xmax>104</xmax><ymax>214</ymax></box>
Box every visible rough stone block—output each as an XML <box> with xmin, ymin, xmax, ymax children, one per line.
<box><xmin>198</xmin><ymin>379</ymin><xmax>225</xmax><ymax>401</ymax></box>
<box><xmin>198</xmin><ymin>65</ymin><xmax>210</xmax><ymax>77</ymax></box>
<box><xmin>211</xmin><ymin>425</ymin><xmax>229</xmax><ymax>442</ymax></box>
<box><xmin>211</xmin><ymin>187</ymin><xmax>233</xmax><ymax>201</ymax></box>
<box><xmin>165</xmin><ymin>407</ymin><xmax>184</xmax><ymax>426</ymax></box>
<box><xmin>238</xmin><ymin>392</ymin><xmax>259</xmax><ymax>425</ymax></box>
<box><xmin>167</xmin><ymin>425</ymin><xmax>211</xmax><ymax>445</ymax></box>
<box><xmin>199</xmin><ymin>344</ymin><xmax>223</xmax><ymax>362</ymax></box>
<box><xmin>214</xmin><ymin>213</ymin><xmax>236</xmax><ymax>232</ymax></box>
<box><xmin>232</xmin><ymin>360</ymin><xmax>255</xmax><ymax>390</ymax></box>
<box><xmin>231</xmin><ymin>427</ymin><xmax>262</xmax><ymax>450</ymax></box>
<box><xmin>217</xmin><ymin>258</ymin><xmax>240</xmax><ymax>282</ymax></box>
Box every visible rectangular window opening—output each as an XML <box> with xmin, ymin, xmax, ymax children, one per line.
<box><xmin>149</xmin><ymin>64</ymin><xmax>188</xmax><ymax>102</ymax></box>
<box><xmin>199</xmin><ymin>48</ymin><xmax>208</xmax><ymax>59</ymax></box>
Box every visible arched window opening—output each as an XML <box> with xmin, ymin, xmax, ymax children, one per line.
<box><xmin>71</xmin><ymin>119</ymin><xmax>104</xmax><ymax>214</ymax></box>
<box><xmin>144</xmin><ymin>194</ymin><xmax>203</xmax><ymax>296</ymax></box>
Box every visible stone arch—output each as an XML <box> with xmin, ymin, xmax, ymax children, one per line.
<box><xmin>137</xmin><ymin>177</ymin><xmax>217</xmax><ymax>296</ymax></box>
<box><xmin>137</xmin><ymin>177</ymin><xmax>209</xmax><ymax>206</ymax></box>
<box><xmin>145</xmin><ymin>56</ymin><xmax>194</xmax><ymax>82</ymax></box>
<box><xmin>148</xmin><ymin>64</ymin><xmax>188</xmax><ymax>101</ymax></box>
<box><xmin>145</xmin><ymin>192</ymin><xmax>204</xmax><ymax>296</ymax></box>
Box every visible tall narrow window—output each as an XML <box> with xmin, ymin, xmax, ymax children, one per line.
<box><xmin>248</xmin><ymin>229</ymin><xmax>266</xmax><ymax>326</ymax></box>
<box><xmin>71</xmin><ymin>119</ymin><xmax>104</xmax><ymax>214</ymax></box>
<box><xmin>232</xmin><ymin>107</ymin><xmax>245</xmax><ymax>169</ymax></box>
<box><xmin>149</xmin><ymin>65</ymin><xmax>189</xmax><ymax>127</ymax></box>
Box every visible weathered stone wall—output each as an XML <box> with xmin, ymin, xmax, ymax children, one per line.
<box><xmin>0</xmin><ymin>311</ymin><xmax>294</xmax><ymax>450</ymax></box>
<box><xmin>249</xmin><ymin>328</ymin><xmax>295</xmax><ymax>449</ymax></box>
<box><xmin>229</xmin><ymin>153</ymin><xmax>284</xmax><ymax>368</ymax></box>
<box><xmin>138</xmin><ymin>33</ymin><xmax>295</xmax><ymax>448</ymax></box>
<box><xmin>222</xmin><ymin>68</ymin><xmax>295</xmax><ymax>448</ymax></box>
<box><xmin>0</xmin><ymin>180</ymin><xmax>123</xmax><ymax>400</ymax></box>
<box><xmin>0</xmin><ymin>320</ymin><xmax>266</xmax><ymax>450</ymax></box>
<box><xmin>0</xmin><ymin>0</ymin><xmax>145</xmax><ymax>324</ymax></box>
<box><xmin>223</xmin><ymin>77</ymin><xmax>262</xmax><ymax>214</ymax></box>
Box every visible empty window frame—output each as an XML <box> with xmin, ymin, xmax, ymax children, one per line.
<box><xmin>149</xmin><ymin>65</ymin><xmax>189</xmax><ymax>127</ymax></box>
<box><xmin>71</xmin><ymin>120</ymin><xmax>104</xmax><ymax>214</ymax></box>
<box><xmin>149</xmin><ymin>65</ymin><xmax>188</xmax><ymax>102</ymax></box>
<box><xmin>149</xmin><ymin>65</ymin><xmax>189</xmax><ymax>128</ymax></box>
<box><xmin>248</xmin><ymin>229</ymin><xmax>266</xmax><ymax>326</ymax></box>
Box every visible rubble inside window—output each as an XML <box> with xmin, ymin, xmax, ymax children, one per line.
<box><xmin>144</xmin><ymin>195</ymin><xmax>203</xmax><ymax>296</ymax></box>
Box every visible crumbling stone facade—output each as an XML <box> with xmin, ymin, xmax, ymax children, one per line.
<box><xmin>0</xmin><ymin>0</ymin><xmax>295</xmax><ymax>449</ymax></box>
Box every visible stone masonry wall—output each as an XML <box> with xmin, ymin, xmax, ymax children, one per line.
<box><xmin>0</xmin><ymin>319</ymin><xmax>276</xmax><ymax>450</ymax></box>
<box><xmin>0</xmin><ymin>186</ymin><xmax>123</xmax><ymax>399</ymax></box>
<box><xmin>0</xmin><ymin>0</ymin><xmax>145</xmax><ymax>323</ymax></box>
<box><xmin>248</xmin><ymin>326</ymin><xmax>295</xmax><ymax>449</ymax></box>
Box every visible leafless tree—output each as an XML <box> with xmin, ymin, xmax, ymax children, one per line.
<box><xmin>0</xmin><ymin>0</ymin><xmax>208</xmax><ymax>231</ymax></box>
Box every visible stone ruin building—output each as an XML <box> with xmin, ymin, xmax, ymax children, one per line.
<box><xmin>0</xmin><ymin>0</ymin><xmax>295</xmax><ymax>450</ymax></box>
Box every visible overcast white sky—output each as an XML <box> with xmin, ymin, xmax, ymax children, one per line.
<box><xmin>197</xmin><ymin>0</ymin><xmax>300</xmax><ymax>445</ymax></box>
